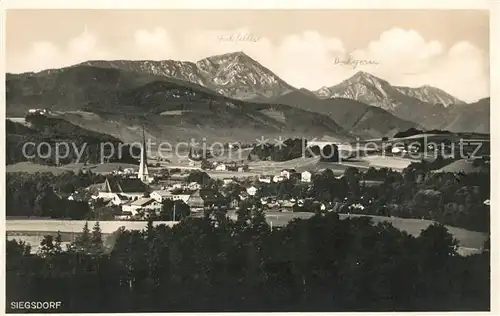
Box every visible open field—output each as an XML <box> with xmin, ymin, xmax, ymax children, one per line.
<box><xmin>6</xmin><ymin>162</ymin><xmax>71</xmax><ymax>174</ymax></box>
<box><xmin>6</xmin><ymin>220</ymin><xmax>178</xmax><ymax>234</ymax></box>
<box><xmin>7</xmin><ymin>214</ymin><xmax>486</xmax><ymax>256</ymax></box>
<box><xmin>6</xmin><ymin>152</ymin><xmax>419</xmax><ymax>177</ymax></box>
<box><xmin>61</xmin><ymin>162</ymin><xmax>140</xmax><ymax>174</ymax></box>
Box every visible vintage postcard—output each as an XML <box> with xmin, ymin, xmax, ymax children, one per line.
<box><xmin>2</xmin><ymin>0</ymin><xmax>494</xmax><ymax>314</ymax></box>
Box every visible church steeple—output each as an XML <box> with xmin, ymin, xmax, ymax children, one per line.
<box><xmin>138</xmin><ymin>125</ymin><xmax>149</xmax><ymax>183</ymax></box>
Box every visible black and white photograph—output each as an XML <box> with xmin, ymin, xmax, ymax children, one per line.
<box><xmin>3</xmin><ymin>2</ymin><xmax>493</xmax><ymax>313</ymax></box>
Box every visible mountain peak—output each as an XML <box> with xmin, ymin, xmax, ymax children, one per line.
<box><xmin>200</xmin><ymin>51</ymin><xmax>253</xmax><ymax>64</ymax></box>
<box><xmin>349</xmin><ymin>71</ymin><xmax>386</xmax><ymax>83</ymax></box>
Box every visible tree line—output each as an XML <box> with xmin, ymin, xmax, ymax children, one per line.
<box><xmin>6</xmin><ymin>116</ymin><xmax>140</xmax><ymax>165</ymax></box>
<box><xmin>6</xmin><ymin>211</ymin><xmax>489</xmax><ymax>312</ymax></box>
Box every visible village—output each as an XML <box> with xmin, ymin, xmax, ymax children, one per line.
<box><xmin>76</xmin><ymin>163</ymin><xmax>322</xmax><ymax>221</ymax></box>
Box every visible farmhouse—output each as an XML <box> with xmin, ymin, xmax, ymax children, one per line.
<box><xmin>228</xmin><ymin>197</ymin><xmax>240</xmax><ymax>210</ymax></box>
<box><xmin>150</xmin><ymin>190</ymin><xmax>172</xmax><ymax>203</ymax></box>
<box><xmin>97</xmin><ymin>177</ymin><xmax>150</xmax><ymax>200</ymax></box>
<box><xmin>259</xmin><ymin>176</ymin><xmax>272</xmax><ymax>183</ymax></box>
<box><xmin>280</xmin><ymin>169</ymin><xmax>297</xmax><ymax>179</ymax></box>
<box><xmin>215</xmin><ymin>163</ymin><xmax>227</xmax><ymax>171</ymax></box>
<box><xmin>273</xmin><ymin>175</ymin><xmax>285</xmax><ymax>182</ymax></box>
<box><xmin>301</xmin><ymin>171</ymin><xmax>312</xmax><ymax>183</ymax></box>
<box><xmin>187</xmin><ymin>182</ymin><xmax>201</xmax><ymax>191</ymax></box>
<box><xmin>187</xmin><ymin>190</ymin><xmax>225</xmax><ymax>210</ymax></box>
<box><xmin>246</xmin><ymin>186</ymin><xmax>258</xmax><ymax>196</ymax></box>
<box><xmin>122</xmin><ymin>197</ymin><xmax>162</xmax><ymax>217</ymax></box>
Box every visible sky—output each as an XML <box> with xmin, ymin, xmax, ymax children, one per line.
<box><xmin>5</xmin><ymin>9</ymin><xmax>490</xmax><ymax>102</ymax></box>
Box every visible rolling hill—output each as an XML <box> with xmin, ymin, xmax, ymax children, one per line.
<box><xmin>6</xmin><ymin>115</ymin><xmax>140</xmax><ymax>165</ymax></box>
<box><xmin>6</xmin><ymin>65</ymin><xmax>352</xmax><ymax>144</ymax></box>
<box><xmin>272</xmin><ymin>89</ymin><xmax>421</xmax><ymax>139</ymax></box>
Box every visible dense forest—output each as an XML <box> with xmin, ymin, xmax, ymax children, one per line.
<box><xmin>247</xmin><ymin>138</ymin><xmax>307</xmax><ymax>161</ymax></box>
<box><xmin>6</xmin><ymin>171</ymin><xmax>104</xmax><ymax>219</ymax></box>
<box><xmin>247</xmin><ymin>138</ymin><xmax>340</xmax><ymax>162</ymax></box>
<box><xmin>6</xmin><ymin>212</ymin><xmax>489</xmax><ymax>312</ymax></box>
<box><xmin>6</xmin><ymin>115</ymin><xmax>140</xmax><ymax>165</ymax></box>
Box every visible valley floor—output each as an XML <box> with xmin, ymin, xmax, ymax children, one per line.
<box><xmin>6</xmin><ymin>212</ymin><xmax>487</xmax><ymax>256</ymax></box>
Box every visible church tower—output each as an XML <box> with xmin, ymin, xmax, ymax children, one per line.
<box><xmin>138</xmin><ymin>126</ymin><xmax>149</xmax><ymax>183</ymax></box>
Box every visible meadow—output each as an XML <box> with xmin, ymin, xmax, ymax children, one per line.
<box><xmin>7</xmin><ymin>213</ymin><xmax>487</xmax><ymax>256</ymax></box>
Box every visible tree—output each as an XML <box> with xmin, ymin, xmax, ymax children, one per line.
<box><xmin>187</xmin><ymin>170</ymin><xmax>211</xmax><ymax>185</ymax></box>
<box><xmin>6</xmin><ymin>239</ymin><xmax>31</xmax><ymax>257</ymax></box>
<box><xmin>72</xmin><ymin>221</ymin><xmax>92</xmax><ymax>253</ymax></box>
<box><xmin>160</xmin><ymin>200</ymin><xmax>191</xmax><ymax>221</ymax></box>
<box><xmin>38</xmin><ymin>233</ymin><xmax>63</xmax><ymax>257</ymax></box>
<box><xmin>91</xmin><ymin>222</ymin><xmax>104</xmax><ymax>254</ymax></box>
<box><xmin>418</xmin><ymin>223</ymin><xmax>458</xmax><ymax>259</ymax></box>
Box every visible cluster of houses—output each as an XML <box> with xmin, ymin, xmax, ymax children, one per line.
<box><xmin>257</xmin><ymin>169</ymin><xmax>312</xmax><ymax>184</ymax></box>
<box><xmin>88</xmin><ymin>177</ymin><xmax>243</xmax><ymax>220</ymax></box>
<box><xmin>27</xmin><ymin>108</ymin><xmax>51</xmax><ymax>115</ymax></box>
<box><xmin>204</xmin><ymin>160</ymin><xmax>249</xmax><ymax>172</ymax></box>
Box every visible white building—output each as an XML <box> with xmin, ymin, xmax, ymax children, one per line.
<box><xmin>280</xmin><ymin>169</ymin><xmax>296</xmax><ymax>179</ymax></box>
<box><xmin>150</xmin><ymin>190</ymin><xmax>191</xmax><ymax>204</ymax></box>
<box><xmin>215</xmin><ymin>163</ymin><xmax>227</xmax><ymax>171</ymax></box>
<box><xmin>122</xmin><ymin>197</ymin><xmax>162</xmax><ymax>217</ymax></box>
<box><xmin>150</xmin><ymin>190</ymin><xmax>172</xmax><ymax>203</ymax></box>
<box><xmin>223</xmin><ymin>178</ymin><xmax>234</xmax><ymax>185</ymax></box>
<box><xmin>187</xmin><ymin>182</ymin><xmax>201</xmax><ymax>191</ymax></box>
<box><xmin>246</xmin><ymin>186</ymin><xmax>257</xmax><ymax>196</ymax></box>
<box><xmin>280</xmin><ymin>170</ymin><xmax>291</xmax><ymax>179</ymax></box>
<box><xmin>258</xmin><ymin>177</ymin><xmax>272</xmax><ymax>183</ymax></box>
<box><xmin>273</xmin><ymin>175</ymin><xmax>285</xmax><ymax>182</ymax></box>
<box><xmin>301</xmin><ymin>171</ymin><xmax>312</xmax><ymax>183</ymax></box>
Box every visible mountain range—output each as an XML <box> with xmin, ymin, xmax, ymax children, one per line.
<box><xmin>6</xmin><ymin>51</ymin><xmax>489</xmax><ymax>142</ymax></box>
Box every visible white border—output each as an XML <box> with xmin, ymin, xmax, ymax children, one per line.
<box><xmin>0</xmin><ymin>1</ymin><xmax>497</xmax><ymax>315</ymax></box>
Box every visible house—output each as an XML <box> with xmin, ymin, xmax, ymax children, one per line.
<box><xmin>280</xmin><ymin>169</ymin><xmax>296</xmax><ymax>179</ymax></box>
<box><xmin>301</xmin><ymin>171</ymin><xmax>312</xmax><ymax>183</ymax></box>
<box><xmin>280</xmin><ymin>200</ymin><xmax>295</xmax><ymax>211</ymax></box>
<box><xmin>150</xmin><ymin>190</ymin><xmax>173</xmax><ymax>203</ymax></box>
<box><xmin>258</xmin><ymin>176</ymin><xmax>272</xmax><ymax>183</ymax></box>
<box><xmin>187</xmin><ymin>182</ymin><xmax>201</xmax><ymax>191</ymax></box>
<box><xmin>187</xmin><ymin>189</ymin><xmax>224</xmax><ymax>210</ymax></box>
<box><xmin>223</xmin><ymin>178</ymin><xmax>234</xmax><ymax>185</ymax></box>
<box><xmin>246</xmin><ymin>186</ymin><xmax>257</xmax><ymax>196</ymax></box>
<box><xmin>273</xmin><ymin>175</ymin><xmax>285</xmax><ymax>183</ymax></box>
<box><xmin>109</xmin><ymin>193</ymin><xmax>129</xmax><ymax>205</ymax></box>
<box><xmin>391</xmin><ymin>145</ymin><xmax>406</xmax><ymax>154</ymax></box>
<box><xmin>187</xmin><ymin>191</ymin><xmax>205</xmax><ymax>210</ymax></box>
<box><xmin>97</xmin><ymin>177</ymin><xmax>150</xmax><ymax>200</ymax></box>
<box><xmin>228</xmin><ymin>197</ymin><xmax>240</xmax><ymax>210</ymax></box>
<box><xmin>238</xmin><ymin>166</ymin><xmax>248</xmax><ymax>172</ymax></box>
<box><xmin>115</xmin><ymin>211</ymin><xmax>133</xmax><ymax>220</ymax></box>
<box><xmin>27</xmin><ymin>108</ymin><xmax>49</xmax><ymax>115</ymax></box>
<box><xmin>122</xmin><ymin>197</ymin><xmax>162</xmax><ymax>217</ymax></box>
<box><xmin>215</xmin><ymin>163</ymin><xmax>227</xmax><ymax>171</ymax></box>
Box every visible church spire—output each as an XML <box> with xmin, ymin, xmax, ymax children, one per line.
<box><xmin>138</xmin><ymin>125</ymin><xmax>149</xmax><ymax>183</ymax></box>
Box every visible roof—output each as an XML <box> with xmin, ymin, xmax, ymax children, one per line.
<box><xmin>152</xmin><ymin>190</ymin><xmax>173</xmax><ymax>197</ymax></box>
<box><xmin>103</xmin><ymin>177</ymin><xmax>149</xmax><ymax>193</ymax></box>
<box><xmin>130</xmin><ymin>197</ymin><xmax>156</xmax><ymax>207</ymax></box>
<box><xmin>116</xmin><ymin>194</ymin><xmax>128</xmax><ymax>200</ymax></box>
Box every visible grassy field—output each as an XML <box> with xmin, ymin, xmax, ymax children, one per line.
<box><xmin>226</xmin><ymin>211</ymin><xmax>488</xmax><ymax>250</ymax></box>
<box><xmin>6</xmin><ymin>214</ymin><xmax>486</xmax><ymax>256</ymax></box>
<box><xmin>6</xmin><ymin>162</ymin><xmax>70</xmax><ymax>174</ymax></box>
